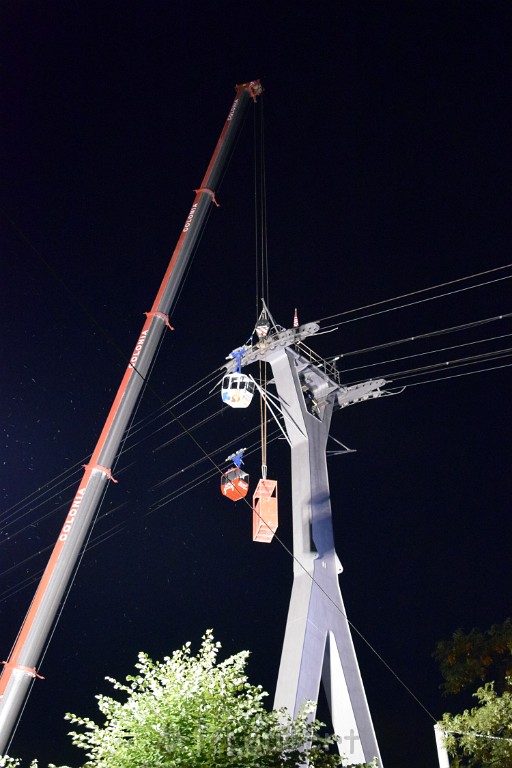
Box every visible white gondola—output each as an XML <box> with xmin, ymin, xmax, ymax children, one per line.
<box><xmin>221</xmin><ymin>373</ymin><xmax>255</xmax><ymax>409</ymax></box>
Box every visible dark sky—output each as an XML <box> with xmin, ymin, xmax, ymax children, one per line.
<box><xmin>1</xmin><ymin>2</ymin><xmax>511</xmax><ymax>766</ymax></box>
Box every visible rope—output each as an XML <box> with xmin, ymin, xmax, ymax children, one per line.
<box><xmin>259</xmin><ymin>358</ymin><xmax>268</xmax><ymax>479</ymax></box>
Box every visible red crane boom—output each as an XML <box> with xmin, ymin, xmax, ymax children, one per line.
<box><xmin>0</xmin><ymin>80</ymin><xmax>263</xmax><ymax>755</ymax></box>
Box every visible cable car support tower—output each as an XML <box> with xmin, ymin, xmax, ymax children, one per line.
<box><xmin>225</xmin><ymin>312</ymin><xmax>388</xmax><ymax>766</ymax></box>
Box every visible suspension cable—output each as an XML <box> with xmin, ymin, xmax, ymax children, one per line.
<box><xmin>2</xmin><ymin>208</ymin><xmax>508</xmax><ymax>729</ymax></box>
<box><xmin>331</xmin><ymin>312</ymin><xmax>512</xmax><ymax>362</ymax></box>
<box><xmin>6</xmin><ymin>352</ymin><xmax>507</xmax><ymax>725</ymax></box>
<box><xmin>316</xmin><ymin>263</ymin><xmax>512</xmax><ymax>328</ymax></box>
<box><xmin>341</xmin><ymin>331</ymin><xmax>512</xmax><ymax>375</ymax></box>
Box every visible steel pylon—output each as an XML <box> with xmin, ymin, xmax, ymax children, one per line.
<box><xmin>232</xmin><ymin>319</ymin><xmax>386</xmax><ymax>766</ymax></box>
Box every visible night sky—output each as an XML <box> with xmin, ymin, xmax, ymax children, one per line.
<box><xmin>1</xmin><ymin>2</ymin><xmax>511</xmax><ymax>766</ymax></box>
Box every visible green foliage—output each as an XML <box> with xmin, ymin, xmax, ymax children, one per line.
<box><xmin>435</xmin><ymin>619</ymin><xmax>512</xmax><ymax>767</ymax></box>
<box><xmin>438</xmin><ymin>679</ymin><xmax>512</xmax><ymax>767</ymax></box>
<box><xmin>2</xmin><ymin>631</ymin><xmax>376</xmax><ymax>767</ymax></box>
<box><xmin>434</xmin><ymin>618</ymin><xmax>512</xmax><ymax>696</ymax></box>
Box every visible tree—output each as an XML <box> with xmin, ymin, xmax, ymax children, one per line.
<box><xmin>1</xmin><ymin>631</ymin><xmax>376</xmax><ymax>768</ymax></box>
<box><xmin>434</xmin><ymin>618</ymin><xmax>512</xmax><ymax>696</ymax></box>
<box><xmin>435</xmin><ymin>619</ymin><xmax>512</xmax><ymax>767</ymax></box>
<box><xmin>439</xmin><ymin>680</ymin><xmax>512</xmax><ymax>767</ymax></box>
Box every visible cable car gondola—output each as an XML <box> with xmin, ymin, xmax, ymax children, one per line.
<box><xmin>221</xmin><ymin>372</ymin><xmax>255</xmax><ymax>409</ymax></box>
<box><xmin>222</xmin><ymin>348</ymin><xmax>255</xmax><ymax>408</ymax></box>
<box><xmin>221</xmin><ymin>449</ymin><xmax>249</xmax><ymax>501</ymax></box>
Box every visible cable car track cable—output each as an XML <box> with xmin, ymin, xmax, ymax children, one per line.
<box><xmin>3</xmin><ymin>318</ymin><xmax>510</xmax><ymax>545</ymax></box>
<box><xmin>3</xmin><ymin>327</ymin><xmax>510</xmax><ymax>548</ymax></box>
<box><xmin>1</xmin><ymin>208</ymin><xmax>506</xmax><ymax>726</ymax></box>
<box><xmin>10</xmin><ymin>392</ymin><xmax>511</xmax><ymax>729</ymax></box>
<box><xmin>314</xmin><ymin>262</ymin><xmax>512</xmax><ymax>328</ymax></box>
<box><xmin>329</xmin><ymin>312</ymin><xmax>512</xmax><ymax>362</ymax></box>
<box><xmin>339</xmin><ymin>331</ymin><xmax>512</xmax><ymax>376</ymax></box>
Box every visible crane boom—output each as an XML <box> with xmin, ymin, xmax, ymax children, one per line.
<box><xmin>0</xmin><ymin>79</ymin><xmax>263</xmax><ymax>755</ymax></box>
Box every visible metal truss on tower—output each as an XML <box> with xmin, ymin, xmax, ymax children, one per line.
<box><xmin>227</xmin><ymin>317</ymin><xmax>388</xmax><ymax>766</ymax></box>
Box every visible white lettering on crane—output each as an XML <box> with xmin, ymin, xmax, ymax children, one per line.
<box><xmin>59</xmin><ymin>488</ymin><xmax>86</xmax><ymax>542</ymax></box>
<box><xmin>183</xmin><ymin>203</ymin><xmax>198</xmax><ymax>232</ymax></box>
<box><xmin>227</xmin><ymin>98</ymin><xmax>239</xmax><ymax>121</ymax></box>
<box><xmin>130</xmin><ymin>329</ymin><xmax>149</xmax><ymax>366</ymax></box>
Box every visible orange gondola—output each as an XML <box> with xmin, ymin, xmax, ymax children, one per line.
<box><xmin>221</xmin><ymin>466</ymin><xmax>250</xmax><ymax>501</ymax></box>
<box><xmin>221</xmin><ymin>449</ymin><xmax>249</xmax><ymax>502</ymax></box>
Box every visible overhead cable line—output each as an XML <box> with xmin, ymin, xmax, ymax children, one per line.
<box><xmin>151</xmin><ymin>423</ymin><xmax>264</xmax><ymax>491</ymax></box>
<box><xmin>380</xmin><ymin>346</ymin><xmax>512</xmax><ymax>383</ymax></box>
<box><xmin>3</xmin><ymin>226</ymin><xmax>506</xmax><ymax>546</ymax></box>
<box><xmin>5</xmin><ymin>336</ymin><xmax>509</xmax><ymax>567</ymax></box>
<box><xmin>0</xmin><ymin>466</ymin><xmax>84</xmax><ymax>533</ymax></box>
<box><xmin>150</xmin><ymin>396</ymin><xmax>227</xmax><ymax>455</ymax></box>
<box><xmin>323</xmin><ymin>272</ymin><xmax>512</xmax><ymax>332</ymax></box>
<box><xmin>4</xmin><ymin>207</ymin><xmax>504</xmax><ymax>729</ymax></box>
<box><xmin>0</xmin><ymin>373</ymin><xmax>231</xmax><ymax>551</ymax></box>
<box><xmin>4</xmin><ymin>311</ymin><xmax>510</xmax><ymax>561</ymax></box>
<box><xmin>339</xmin><ymin>332</ymin><xmax>512</xmax><ymax>375</ymax></box>
<box><xmin>0</xmin><ymin>373</ymin><xmax>222</xmax><ymax>534</ymax></box>
<box><xmin>9</xmin><ymin>306</ymin><xmax>512</xmax><ymax>545</ymax></box>
<box><xmin>0</xmin><ymin>427</ymin><xmax>281</xmax><ymax>601</ymax></box>
<box><xmin>0</xmin><ymin>385</ymin><xmax>444</xmax><ymax>728</ymax></box>
<box><xmin>401</xmin><ymin>360</ymin><xmax>512</xmax><ymax>389</ymax></box>
<box><xmin>3</xmin><ymin>291</ymin><xmax>509</xmax><ymax>544</ymax></box>
<box><xmin>330</xmin><ymin>312</ymin><xmax>512</xmax><ymax>362</ymax></box>
<box><xmin>343</xmin><ymin>333</ymin><xmax>512</xmax><ymax>374</ymax></box>
<box><xmin>315</xmin><ymin>262</ymin><xmax>512</xmax><ymax>328</ymax></box>
<box><xmin>111</xmin><ymin>363</ymin><xmax>223</xmax><ymax>444</ymax></box>
<box><xmin>345</xmin><ymin>347</ymin><xmax>512</xmax><ymax>389</ymax></box>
